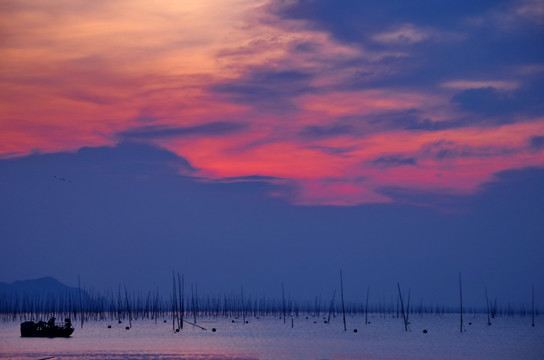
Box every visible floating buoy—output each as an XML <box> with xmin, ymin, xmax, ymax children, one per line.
<box><xmin>353</xmin><ymin>329</ymin><xmax>358</xmax><ymax>333</ymax></box>
<box><xmin>164</xmin><ymin>320</ymin><xmax>167</xmax><ymax>323</ymax></box>
<box><xmin>232</xmin><ymin>320</ymin><xmax>235</xmax><ymax>323</ymax></box>
<box><xmin>212</xmin><ymin>328</ymin><xmax>216</xmax><ymax>332</ymax></box>
<box><xmin>468</xmin><ymin>322</ymin><xmax>472</xmax><ymax>326</ymax></box>
<box><xmin>324</xmin><ymin>320</ymin><xmax>327</xmax><ymax>324</ymax></box>
<box><xmin>125</xmin><ymin>326</ymin><xmax>130</xmax><ymax>330</ymax></box>
<box><xmin>245</xmin><ymin>321</ymin><xmax>248</xmax><ymax>324</ymax></box>
<box><xmin>175</xmin><ymin>328</ymin><xmax>179</xmax><ymax>332</ymax></box>
<box><xmin>423</xmin><ymin>329</ymin><xmax>428</xmax><ymax>333</ymax></box>
<box><xmin>107</xmin><ymin>325</ymin><xmax>112</xmax><ymax>328</ymax></box>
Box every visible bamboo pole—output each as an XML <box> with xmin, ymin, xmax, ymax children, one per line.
<box><xmin>241</xmin><ymin>286</ymin><xmax>246</xmax><ymax>324</ymax></box>
<box><xmin>181</xmin><ymin>275</ymin><xmax>185</xmax><ymax>329</ymax></box>
<box><xmin>365</xmin><ymin>286</ymin><xmax>369</xmax><ymax>325</ymax></box>
<box><xmin>124</xmin><ymin>285</ymin><xmax>132</xmax><ymax>328</ymax></box>
<box><xmin>282</xmin><ymin>282</ymin><xmax>286</xmax><ymax>324</ymax></box>
<box><xmin>172</xmin><ymin>273</ymin><xmax>177</xmax><ymax>331</ymax></box>
<box><xmin>78</xmin><ymin>275</ymin><xmax>84</xmax><ymax>328</ymax></box>
<box><xmin>327</xmin><ymin>290</ymin><xmax>336</xmax><ymax>324</ymax></box>
<box><xmin>340</xmin><ymin>270</ymin><xmax>347</xmax><ymax>331</ymax></box>
<box><xmin>532</xmin><ymin>285</ymin><xmax>535</xmax><ymax>327</ymax></box>
<box><xmin>397</xmin><ymin>283</ymin><xmax>408</xmax><ymax>332</ymax></box>
<box><xmin>459</xmin><ymin>273</ymin><xmax>463</xmax><ymax>333</ymax></box>
<box><xmin>178</xmin><ymin>274</ymin><xmax>183</xmax><ymax>330</ymax></box>
<box><xmin>485</xmin><ymin>286</ymin><xmax>491</xmax><ymax>326</ymax></box>
<box><xmin>183</xmin><ymin>318</ymin><xmax>206</xmax><ymax>330</ymax></box>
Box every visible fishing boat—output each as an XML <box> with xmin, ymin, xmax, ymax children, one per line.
<box><xmin>20</xmin><ymin>317</ymin><xmax>74</xmax><ymax>337</ymax></box>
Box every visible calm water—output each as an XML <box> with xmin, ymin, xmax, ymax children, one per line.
<box><xmin>1</xmin><ymin>314</ymin><xmax>542</xmax><ymax>359</ymax></box>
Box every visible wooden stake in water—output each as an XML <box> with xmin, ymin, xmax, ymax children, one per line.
<box><xmin>183</xmin><ymin>318</ymin><xmax>207</xmax><ymax>331</ymax></box>
<box><xmin>282</xmin><ymin>282</ymin><xmax>286</xmax><ymax>324</ymax></box>
<box><xmin>124</xmin><ymin>285</ymin><xmax>132</xmax><ymax>328</ymax></box>
<box><xmin>532</xmin><ymin>284</ymin><xmax>535</xmax><ymax>327</ymax></box>
<box><xmin>397</xmin><ymin>283</ymin><xmax>408</xmax><ymax>332</ymax></box>
<box><xmin>340</xmin><ymin>270</ymin><xmax>347</xmax><ymax>331</ymax></box>
<box><xmin>241</xmin><ymin>286</ymin><xmax>245</xmax><ymax>325</ymax></box>
<box><xmin>78</xmin><ymin>275</ymin><xmax>84</xmax><ymax>328</ymax></box>
<box><xmin>178</xmin><ymin>274</ymin><xmax>183</xmax><ymax>330</ymax></box>
<box><xmin>485</xmin><ymin>286</ymin><xmax>491</xmax><ymax>326</ymax></box>
<box><xmin>406</xmin><ymin>289</ymin><xmax>411</xmax><ymax>325</ymax></box>
<box><xmin>365</xmin><ymin>286</ymin><xmax>369</xmax><ymax>325</ymax></box>
<box><xmin>459</xmin><ymin>273</ymin><xmax>463</xmax><ymax>333</ymax></box>
<box><xmin>172</xmin><ymin>272</ymin><xmax>177</xmax><ymax>331</ymax></box>
<box><xmin>181</xmin><ymin>274</ymin><xmax>185</xmax><ymax>329</ymax></box>
<box><xmin>327</xmin><ymin>290</ymin><xmax>336</xmax><ymax>324</ymax></box>
<box><xmin>191</xmin><ymin>283</ymin><xmax>197</xmax><ymax>324</ymax></box>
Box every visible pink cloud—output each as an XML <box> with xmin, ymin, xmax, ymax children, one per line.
<box><xmin>1</xmin><ymin>0</ymin><xmax>543</xmax><ymax>205</ymax></box>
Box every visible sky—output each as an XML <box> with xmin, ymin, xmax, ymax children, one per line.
<box><xmin>1</xmin><ymin>0</ymin><xmax>543</xmax><ymax>308</ymax></box>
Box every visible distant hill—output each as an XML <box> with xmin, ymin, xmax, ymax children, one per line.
<box><xmin>0</xmin><ymin>276</ymin><xmax>87</xmax><ymax>297</ymax></box>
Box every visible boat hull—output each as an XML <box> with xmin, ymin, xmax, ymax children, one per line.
<box><xmin>20</xmin><ymin>321</ymin><xmax>74</xmax><ymax>337</ymax></box>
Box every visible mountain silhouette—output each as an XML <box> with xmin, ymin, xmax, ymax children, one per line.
<box><xmin>0</xmin><ymin>276</ymin><xmax>88</xmax><ymax>298</ymax></box>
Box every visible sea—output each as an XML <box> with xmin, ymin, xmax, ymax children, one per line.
<box><xmin>1</xmin><ymin>314</ymin><xmax>542</xmax><ymax>359</ymax></box>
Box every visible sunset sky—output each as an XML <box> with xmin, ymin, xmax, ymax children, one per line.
<box><xmin>1</xmin><ymin>0</ymin><xmax>543</xmax><ymax>306</ymax></box>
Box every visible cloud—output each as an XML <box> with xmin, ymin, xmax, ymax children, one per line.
<box><xmin>441</xmin><ymin>80</ymin><xmax>520</xmax><ymax>91</ymax></box>
<box><xmin>529</xmin><ymin>135</ymin><xmax>544</xmax><ymax>151</ymax></box>
<box><xmin>451</xmin><ymin>87</ymin><xmax>513</xmax><ymax>115</ymax></box>
<box><xmin>77</xmin><ymin>142</ymin><xmax>198</xmax><ymax>175</ymax></box>
<box><xmin>211</xmin><ymin>68</ymin><xmax>314</xmax><ymax>112</ymax></box>
<box><xmin>372</xmin><ymin>155</ymin><xmax>417</xmax><ymax>167</ymax></box>
<box><xmin>116</xmin><ymin>122</ymin><xmax>248</xmax><ymax>141</ymax></box>
<box><xmin>467</xmin><ymin>0</ymin><xmax>544</xmax><ymax>29</ymax></box>
<box><xmin>0</xmin><ymin>141</ymin><xmax>197</xmax><ymax>180</ymax></box>
<box><xmin>1</xmin><ymin>0</ymin><xmax>543</xmax><ymax>207</ymax></box>
<box><xmin>404</xmin><ymin>117</ymin><xmax>490</xmax><ymax>131</ymax></box>
<box><xmin>271</xmin><ymin>0</ymin><xmax>495</xmax><ymax>44</ymax></box>
<box><xmin>371</xmin><ymin>23</ymin><xmax>465</xmax><ymax>45</ymax></box>
<box><xmin>372</xmin><ymin>24</ymin><xmax>431</xmax><ymax>44</ymax></box>
<box><xmin>373</xmin><ymin>107</ymin><xmax>510</xmax><ymax>132</ymax></box>
<box><xmin>306</xmin><ymin>145</ymin><xmax>356</xmax><ymax>156</ymax></box>
<box><xmin>451</xmin><ymin>84</ymin><xmax>544</xmax><ymax>116</ymax></box>
<box><xmin>515</xmin><ymin>0</ymin><xmax>544</xmax><ymax>25</ymax></box>
<box><xmin>269</xmin><ymin>0</ymin><xmax>543</xmax><ymax>95</ymax></box>
<box><xmin>201</xmin><ymin>174</ymin><xmax>282</xmax><ymax>184</ymax></box>
<box><xmin>298</xmin><ymin>123</ymin><xmax>354</xmax><ymax>139</ymax></box>
<box><xmin>420</xmin><ymin>140</ymin><xmax>517</xmax><ymax>161</ymax></box>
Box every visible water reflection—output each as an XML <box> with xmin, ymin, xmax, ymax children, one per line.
<box><xmin>1</xmin><ymin>315</ymin><xmax>542</xmax><ymax>360</ymax></box>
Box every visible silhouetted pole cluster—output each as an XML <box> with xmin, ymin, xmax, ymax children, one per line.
<box><xmin>1</xmin><ymin>272</ymin><xmax>539</xmax><ymax>332</ymax></box>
